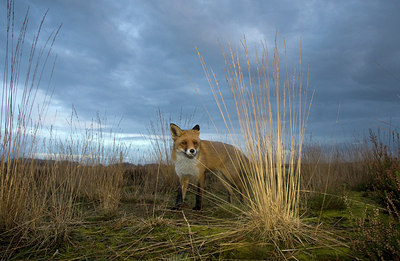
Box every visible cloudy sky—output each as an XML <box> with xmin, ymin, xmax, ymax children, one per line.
<box><xmin>3</xmin><ymin>0</ymin><xmax>400</xmax><ymax>162</ymax></box>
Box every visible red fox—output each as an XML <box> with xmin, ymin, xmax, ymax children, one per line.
<box><xmin>170</xmin><ymin>123</ymin><xmax>247</xmax><ymax>210</ymax></box>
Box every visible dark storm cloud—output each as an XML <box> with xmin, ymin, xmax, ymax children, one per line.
<box><xmin>5</xmin><ymin>0</ymin><xmax>400</xmax><ymax>150</ymax></box>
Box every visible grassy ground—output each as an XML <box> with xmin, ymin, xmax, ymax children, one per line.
<box><xmin>1</xmin><ymin>181</ymin><xmax>382</xmax><ymax>260</ymax></box>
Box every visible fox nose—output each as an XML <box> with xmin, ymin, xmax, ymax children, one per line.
<box><xmin>189</xmin><ymin>149</ymin><xmax>195</xmax><ymax>154</ymax></box>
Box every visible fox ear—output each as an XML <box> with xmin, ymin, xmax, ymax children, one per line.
<box><xmin>170</xmin><ymin>123</ymin><xmax>183</xmax><ymax>140</ymax></box>
<box><xmin>192</xmin><ymin>125</ymin><xmax>200</xmax><ymax>131</ymax></box>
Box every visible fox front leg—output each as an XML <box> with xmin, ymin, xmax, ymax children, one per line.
<box><xmin>193</xmin><ymin>172</ymin><xmax>205</xmax><ymax>210</ymax></box>
<box><xmin>172</xmin><ymin>177</ymin><xmax>189</xmax><ymax>210</ymax></box>
<box><xmin>175</xmin><ymin>186</ymin><xmax>183</xmax><ymax>206</ymax></box>
<box><xmin>171</xmin><ymin>186</ymin><xmax>184</xmax><ymax>210</ymax></box>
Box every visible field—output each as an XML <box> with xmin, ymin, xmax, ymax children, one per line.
<box><xmin>1</xmin><ymin>142</ymin><xmax>400</xmax><ymax>260</ymax></box>
<box><xmin>1</xmin><ymin>2</ymin><xmax>400</xmax><ymax>260</ymax></box>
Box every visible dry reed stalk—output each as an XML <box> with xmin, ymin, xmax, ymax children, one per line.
<box><xmin>1</xmin><ymin>1</ymin><xmax>125</xmax><ymax>255</ymax></box>
<box><xmin>146</xmin><ymin>109</ymin><xmax>198</xmax><ymax>192</ymax></box>
<box><xmin>0</xmin><ymin>0</ymin><xmax>60</xmax><ymax>233</ymax></box>
<box><xmin>301</xmin><ymin>141</ymin><xmax>371</xmax><ymax>194</ymax></box>
<box><xmin>147</xmin><ymin>109</ymin><xmax>178</xmax><ymax>190</ymax></box>
<box><xmin>197</xmin><ymin>36</ymin><xmax>314</xmax><ymax>247</ymax></box>
<box><xmin>0</xmin><ymin>1</ymin><xmax>83</xmax><ymax>257</ymax></box>
<box><xmin>51</xmin><ymin>112</ymin><xmax>127</xmax><ymax>212</ymax></box>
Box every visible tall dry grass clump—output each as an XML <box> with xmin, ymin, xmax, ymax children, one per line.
<box><xmin>0</xmin><ymin>0</ymin><xmax>61</xmax><ymax>234</ymax></box>
<box><xmin>0</xmin><ymin>1</ymin><xmax>79</xmax><ymax>254</ymax></box>
<box><xmin>0</xmin><ymin>2</ymin><xmax>126</xmax><ymax>256</ymax></box>
<box><xmin>197</xmin><ymin>36</ymin><xmax>313</xmax><ymax>246</ymax></box>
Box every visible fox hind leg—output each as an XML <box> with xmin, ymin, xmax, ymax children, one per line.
<box><xmin>225</xmin><ymin>166</ymin><xmax>245</xmax><ymax>204</ymax></box>
<box><xmin>221</xmin><ymin>169</ymin><xmax>235</xmax><ymax>203</ymax></box>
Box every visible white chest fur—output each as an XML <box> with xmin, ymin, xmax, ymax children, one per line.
<box><xmin>174</xmin><ymin>153</ymin><xmax>199</xmax><ymax>178</ymax></box>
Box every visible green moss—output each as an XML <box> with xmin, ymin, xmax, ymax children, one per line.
<box><xmin>189</xmin><ymin>225</ymin><xmax>228</xmax><ymax>237</ymax></box>
<box><xmin>220</xmin><ymin>243</ymin><xmax>275</xmax><ymax>260</ymax></box>
<box><xmin>206</xmin><ymin>203</ymin><xmax>244</xmax><ymax>219</ymax></box>
<box><xmin>84</xmin><ymin>211</ymin><xmax>118</xmax><ymax>222</ymax></box>
<box><xmin>296</xmin><ymin>246</ymin><xmax>352</xmax><ymax>261</ymax></box>
<box><xmin>308</xmin><ymin>193</ymin><xmax>347</xmax><ymax>211</ymax></box>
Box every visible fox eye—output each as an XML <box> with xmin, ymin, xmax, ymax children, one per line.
<box><xmin>193</xmin><ymin>141</ymin><xmax>198</xmax><ymax>146</ymax></box>
<box><xmin>181</xmin><ymin>141</ymin><xmax>187</xmax><ymax>146</ymax></box>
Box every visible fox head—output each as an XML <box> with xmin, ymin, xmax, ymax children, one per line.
<box><xmin>170</xmin><ymin>123</ymin><xmax>200</xmax><ymax>159</ymax></box>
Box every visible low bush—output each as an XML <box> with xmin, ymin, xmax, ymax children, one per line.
<box><xmin>351</xmin><ymin>202</ymin><xmax>400</xmax><ymax>260</ymax></box>
<box><xmin>350</xmin><ymin>129</ymin><xmax>400</xmax><ymax>260</ymax></box>
<box><xmin>367</xmin><ymin>129</ymin><xmax>400</xmax><ymax>212</ymax></box>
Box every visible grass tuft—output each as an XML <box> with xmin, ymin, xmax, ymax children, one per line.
<box><xmin>197</xmin><ymin>35</ymin><xmax>314</xmax><ymax>250</ymax></box>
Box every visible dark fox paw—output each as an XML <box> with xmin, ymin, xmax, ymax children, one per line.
<box><xmin>171</xmin><ymin>202</ymin><xmax>189</xmax><ymax>210</ymax></box>
<box><xmin>192</xmin><ymin>205</ymin><xmax>201</xmax><ymax>211</ymax></box>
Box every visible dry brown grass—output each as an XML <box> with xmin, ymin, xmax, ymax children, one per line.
<box><xmin>196</xmin><ymin>35</ymin><xmax>318</xmax><ymax>250</ymax></box>
<box><xmin>301</xmin><ymin>141</ymin><xmax>372</xmax><ymax>194</ymax></box>
<box><xmin>147</xmin><ymin>109</ymin><xmax>179</xmax><ymax>190</ymax></box>
<box><xmin>1</xmin><ymin>0</ymin><xmax>61</xmax><ymax>234</ymax></box>
<box><xmin>0</xmin><ymin>2</ymin><xmax>127</xmax><ymax>256</ymax></box>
